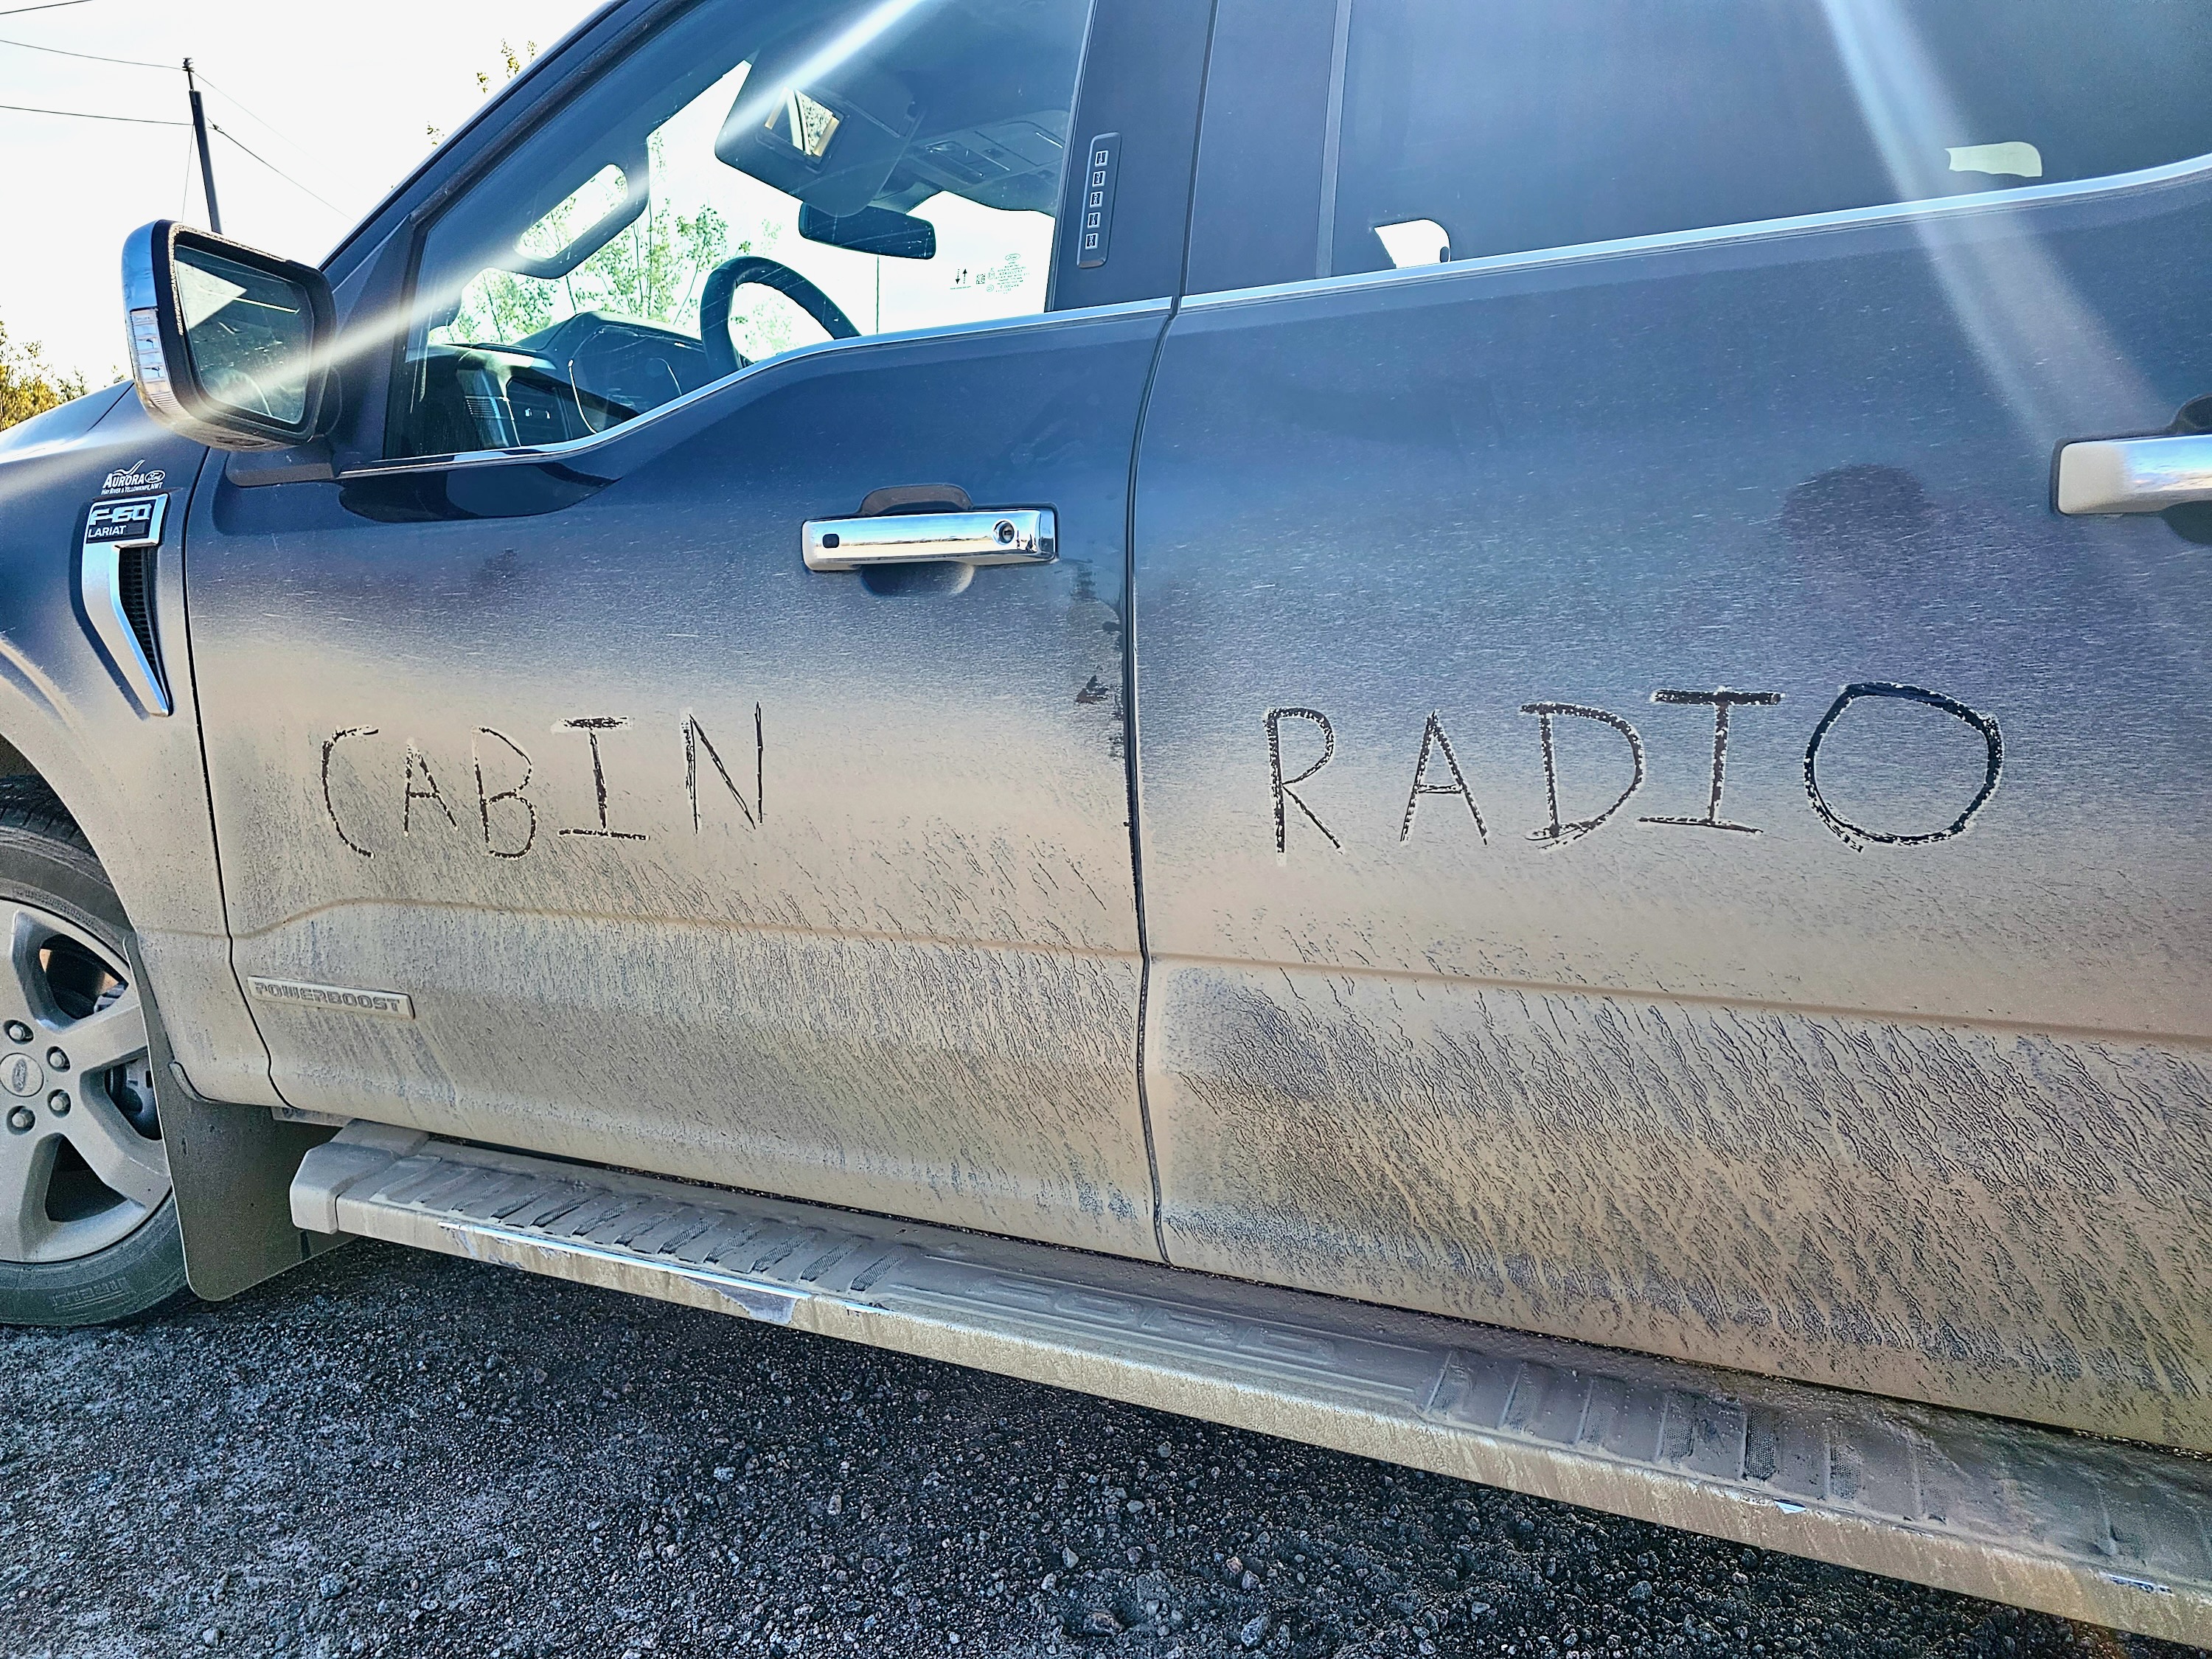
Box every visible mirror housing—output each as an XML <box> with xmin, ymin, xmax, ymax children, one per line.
<box><xmin>797</xmin><ymin>204</ymin><xmax>936</xmax><ymax>260</ymax></box>
<box><xmin>122</xmin><ymin>220</ymin><xmax>335</xmax><ymax>451</ymax></box>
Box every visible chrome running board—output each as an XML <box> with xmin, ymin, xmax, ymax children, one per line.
<box><xmin>291</xmin><ymin>1124</ymin><xmax>2212</xmax><ymax>1644</ymax></box>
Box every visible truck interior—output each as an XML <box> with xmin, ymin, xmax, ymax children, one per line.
<box><xmin>392</xmin><ymin>0</ymin><xmax>1088</xmax><ymax>461</ymax></box>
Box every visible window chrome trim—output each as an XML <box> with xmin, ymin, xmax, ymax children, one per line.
<box><xmin>1185</xmin><ymin>146</ymin><xmax>2212</xmax><ymax>313</ymax></box>
<box><xmin>347</xmin><ymin>295</ymin><xmax>1171</xmax><ymax>479</ymax></box>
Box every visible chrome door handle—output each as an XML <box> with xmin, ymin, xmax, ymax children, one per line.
<box><xmin>2056</xmin><ymin>432</ymin><xmax>2212</xmax><ymax>514</ymax></box>
<box><xmin>802</xmin><ymin>507</ymin><xmax>1056</xmax><ymax>571</ymax></box>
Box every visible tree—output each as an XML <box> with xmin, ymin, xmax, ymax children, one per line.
<box><xmin>426</xmin><ymin>45</ymin><xmax>804</xmax><ymax>361</ymax></box>
<box><xmin>431</xmin><ymin>43</ymin><xmax>765</xmax><ymax>347</ymax></box>
<box><xmin>442</xmin><ymin>139</ymin><xmax>754</xmax><ymax>347</ymax></box>
<box><xmin>0</xmin><ymin>315</ymin><xmax>88</xmax><ymax>432</ymax></box>
<box><xmin>426</xmin><ymin>38</ymin><xmax>538</xmax><ymax>145</ymax></box>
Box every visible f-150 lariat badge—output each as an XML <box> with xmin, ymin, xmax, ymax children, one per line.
<box><xmin>80</xmin><ymin>493</ymin><xmax>170</xmax><ymax>717</ymax></box>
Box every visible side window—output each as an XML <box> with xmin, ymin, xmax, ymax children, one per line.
<box><xmin>391</xmin><ymin>0</ymin><xmax>1093</xmax><ymax>459</ymax></box>
<box><xmin>1208</xmin><ymin>0</ymin><xmax>2212</xmax><ymax>289</ymax></box>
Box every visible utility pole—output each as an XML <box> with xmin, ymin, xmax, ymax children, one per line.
<box><xmin>183</xmin><ymin>58</ymin><xmax>222</xmax><ymax>234</ymax></box>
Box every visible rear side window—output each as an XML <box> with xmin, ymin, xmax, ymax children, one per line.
<box><xmin>1322</xmin><ymin>0</ymin><xmax>2212</xmax><ymax>277</ymax></box>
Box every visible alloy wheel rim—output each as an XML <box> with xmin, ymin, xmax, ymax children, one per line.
<box><xmin>0</xmin><ymin>902</ymin><xmax>168</xmax><ymax>1264</ymax></box>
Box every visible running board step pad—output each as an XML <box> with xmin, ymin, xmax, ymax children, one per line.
<box><xmin>291</xmin><ymin>1126</ymin><xmax>2212</xmax><ymax>1645</ymax></box>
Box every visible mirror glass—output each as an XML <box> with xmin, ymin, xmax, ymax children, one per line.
<box><xmin>173</xmin><ymin>243</ymin><xmax>315</xmax><ymax>425</ymax></box>
<box><xmin>798</xmin><ymin>204</ymin><xmax>938</xmax><ymax>260</ymax></box>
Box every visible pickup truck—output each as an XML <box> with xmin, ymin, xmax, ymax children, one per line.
<box><xmin>2</xmin><ymin>0</ymin><xmax>2209</xmax><ymax>1641</ymax></box>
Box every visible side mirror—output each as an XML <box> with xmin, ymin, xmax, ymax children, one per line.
<box><xmin>798</xmin><ymin>204</ymin><xmax>937</xmax><ymax>260</ymax></box>
<box><xmin>122</xmin><ymin>220</ymin><xmax>335</xmax><ymax>451</ymax></box>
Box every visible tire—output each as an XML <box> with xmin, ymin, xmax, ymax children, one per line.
<box><xmin>0</xmin><ymin>773</ymin><xmax>190</xmax><ymax>1326</ymax></box>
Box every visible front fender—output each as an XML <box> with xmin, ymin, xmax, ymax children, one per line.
<box><xmin>0</xmin><ymin>389</ymin><xmax>279</xmax><ymax>1108</ymax></box>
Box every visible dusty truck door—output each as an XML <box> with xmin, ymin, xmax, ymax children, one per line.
<box><xmin>184</xmin><ymin>0</ymin><xmax>1209</xmax><ymax>1256</ymax></box>
<box><xmin>1133</xmin><ymin>0</ymin><xmax>2212</xmax><ymax>1448</ymax></box>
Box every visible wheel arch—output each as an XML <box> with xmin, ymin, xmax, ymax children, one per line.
<box><xmin>0</xmin><ymin>658</ymin><xmax>331</xmax><ymax>1305</ymax></box>
<box><xmin>0</xmin><ymin>651</ymin><xmax>144</xmax><ymax>914</ymax></box>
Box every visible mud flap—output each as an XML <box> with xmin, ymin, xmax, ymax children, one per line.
<box><xmin>131</xmin><ymin>939</ymin><xmax>345</xmax><ymax>1299</ymax></box>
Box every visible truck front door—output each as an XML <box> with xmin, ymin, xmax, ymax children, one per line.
<box><xmin>187</xmin><ymin>0</ymin><xmax>1208</xmax><ymax>1257</ymax></box>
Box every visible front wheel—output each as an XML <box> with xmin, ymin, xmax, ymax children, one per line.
<box><xmin>0</xmin><ymin>776</ymin><xmax>187</xmax><ymax>1326</ymax></box>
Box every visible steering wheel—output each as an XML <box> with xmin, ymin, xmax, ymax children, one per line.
<box><xmin>700</xmin><ymin>256</ymin><xmax>860</xmax><ymax>378</ymax></box>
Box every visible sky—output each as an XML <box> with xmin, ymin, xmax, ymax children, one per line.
<box><xmin>0</xmin><ymin>0</ymin><xmax>605</xmax><ymax>383</ymax></box>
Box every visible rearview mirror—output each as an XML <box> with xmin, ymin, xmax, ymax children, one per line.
<box><xmin>122</xmin><ymin>220</ymin><xmax>335</xmax><ymax>451</ymax></box>
<box><xmin>797</xmin><ymin>204</ymin><xmax>937</xmax><ymax>260</ymax></box>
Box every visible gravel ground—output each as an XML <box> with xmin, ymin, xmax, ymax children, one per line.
<box><xmin>0</xmin><ymin>1240</ymin><xmax>2198</xmax><ymax>1659</ymax></box>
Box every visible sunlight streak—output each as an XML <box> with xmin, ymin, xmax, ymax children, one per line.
<box><xmin>1814</xmin><ymin>0</ymin><xmax>2157</xmax><ymax>445</ymax></box>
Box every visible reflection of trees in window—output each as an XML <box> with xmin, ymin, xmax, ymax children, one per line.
<box><xmin>442</xmin><ymin>136</ymin><xmax>774</xmax><ymax>347</ymax></box>
<box><xmin>570</xmin><ymin>136</ymin><xmax>738</xmax><ymax>327</ymax></box>
<box><xmin>434</xmin><ymin>63</ymin><xmax>785</xmax><ymax>349</ymax></box>
<box><xmin>726</xmin><ymin>287</ymin><xmax>800</xmax><ymax>363</ymax></box>
<box><xmin>442</xmin><ymin>267</ymin><xmax>557</xmax><ymax>345</ymax></box>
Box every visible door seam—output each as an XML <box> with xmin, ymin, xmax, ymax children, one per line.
<box><xmin>174</xmin><ymin>451</ymin><xmax>287</xmax><ymax>1106</ymax></box>
<box><xmin>1122</xmin><ymin>302</ymin><xmax>1176</xmax><ymax>1266</ymax></box>
<box><xmin>1124</xmin><ymin>0</ymin><xmax>1224</xmax><ymax>1266</ymax></box>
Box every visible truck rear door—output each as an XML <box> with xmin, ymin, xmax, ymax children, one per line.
<box><xmin>1133</xmin><ymin>0</ymin><xmax>2212</xmax><ymax>1450</ymax></box>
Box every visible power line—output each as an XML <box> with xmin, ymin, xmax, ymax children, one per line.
<box><xmin>0</xmin><ymin>39</ymin><xmax>338</xmax><ymax>190</ymax></box>
<box><xmin>0</xmin><ymin>32</ymin><xmax>167</xmax><ymax>67</ymax></box>
<box><xmin>191</xmin><ymin>68</ymin><xmax>321</xmax><ymax>168</ymax></box>
<box><xmin>0</xmin><ymin>1</ymin><xmax>97</xmax><ymax>17</ymax></box>
<box><xmin>0</xmin><ymin>42</ymin><xmax>321</xmax><ymax>168</ymax></box>
<box><xmin>4</xmin><ymin>23</ymin><xmax>348</xmax><ymax>227</ymax></box>
<box><xmin>212</xmin><ymin>123</ymin><xmax>342</xmax><ymax>213</ymax></box>
<box><xmin>0</xmin><ymin>99</ymin><xmax>182</xmax><ymax>125</ymax></box>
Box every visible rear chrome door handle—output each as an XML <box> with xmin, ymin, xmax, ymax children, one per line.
<box><xmin>2055</xmin><ymin>432</ymin><xmax>2212</xmax><ymax>514</ymax></box>
<box><xmin>802</xmin><ymin>507</ymin><xmax>1056</xmax><ymax>571</ymax></box>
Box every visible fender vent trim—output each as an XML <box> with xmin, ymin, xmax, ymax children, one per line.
<box><xmin>116</xmin><ymin>547</ymin><xmax>164</xmax><ymax>700</ymax></box>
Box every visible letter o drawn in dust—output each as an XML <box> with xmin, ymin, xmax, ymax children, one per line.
<box><xmin>1802</xmin><ymin>681</ymin><xmax>2003</xmax><ymax>850</ymax></box>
